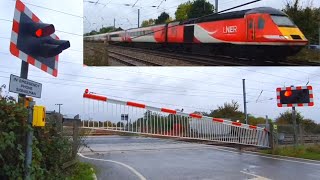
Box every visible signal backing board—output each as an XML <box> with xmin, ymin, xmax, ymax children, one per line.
<box><xmin>10</xmin><ymin>0</ymin><xmax>59</xmax><ymax>77</ymax></box>
<box><xmin>276</xmin><ymin>86</ymin><xmax>314</xmax><ymax>107</ymax></box>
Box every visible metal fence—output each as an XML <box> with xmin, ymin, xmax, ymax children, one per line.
<box><xmin>275</xmin><ymin>124</ymin><xmax>320</xmax><ymax>145</ymax></box>
<box><xmin>82</xmin><ymin>89</ymin><xmax>270</xmax><ymax>147</ymax></box>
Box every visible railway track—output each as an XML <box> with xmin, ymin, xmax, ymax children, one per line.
<box><xmin>109</xmin><ymin>45</ymin><xmax>320</xmax><ymax>66</ymax></box>
<box><xmin>108</xmin><ymin>50</ymin><xmax>162</xmax><ymax>66</ymax></box>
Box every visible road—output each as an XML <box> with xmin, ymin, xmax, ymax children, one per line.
<box><xmin>79</xmin><ymin>136</ymin><xmax>320</xmax><ymax>180</ymax></box>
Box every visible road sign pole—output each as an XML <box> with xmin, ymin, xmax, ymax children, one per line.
<box><xmin>25</xmin><ymin>100</ymin><xmax>34</xmax><ymax>180</ymax></box>
<box><xmin>292</xmin><ymin>106</ymin><xmax>298</xmax><ymax>147</ymax></box>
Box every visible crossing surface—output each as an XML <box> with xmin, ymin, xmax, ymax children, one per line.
<box><xmin>79</xmin><ymin>136</ymin><xmax>320</xmax><ymax>180</ymax></box>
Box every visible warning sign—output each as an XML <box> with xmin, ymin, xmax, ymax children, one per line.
<box><xmin>9</xmin><ymin>74</ymin><xmax>42</xmax><ymax>98</ymax></box>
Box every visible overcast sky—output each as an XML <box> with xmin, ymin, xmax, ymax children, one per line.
<box><xmin>0</xmin><ymin>0</ymin><xmax>319</xmax><ymax>124</ymax></box>
<box><xmin>84</xmin><ymin>0</ymin><xmax>320</xmax><ymax>33</ymax></box>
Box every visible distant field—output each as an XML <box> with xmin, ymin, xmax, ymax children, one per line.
<box><xmin>83</xmin><ymin>41</ymin><xmax>108</xmax><ymax>66</ymax></box>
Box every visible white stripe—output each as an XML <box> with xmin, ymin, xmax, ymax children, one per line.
<box><xmin>47</xmin><ymin>68</ymin><xmax>53</xmax><ymax>75</ymax></box>
<box><xmin>11</xmin><ymin>31</ymin><xmax>18</xmax><ymax>44</ymax></box>
<box><xmin>18</xmin><ymin>51</ymin><xmax>28</xmax><ymax>62</ymax></box>
<box><xmin>35</xmin><ymin>60</ymin><xmax>42</xmax><ymax>69</ymax></box>
<box><xmin>240</xmin><ymin>171</ymin><xmax>270</xmax><ymax>180</ymax></box>
<box><xmin>23</xmin><ymin>6</ymin><xmax>33</xmax><ymax>19</ymax></box>
<box><xmin>13</xmin><ymin>9</ymin><xmax>20</xmax><ymax>22</ymax></box>
<box><xmin>78</xmin><ymin>153</ymin><xmax>147</xmax><ymax>180</ymax></box>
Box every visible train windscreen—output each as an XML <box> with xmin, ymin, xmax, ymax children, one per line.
<box><xmin>271</xmin><ymin>15</ymin><xmax>296</xmax><ymax>27</ymax></box>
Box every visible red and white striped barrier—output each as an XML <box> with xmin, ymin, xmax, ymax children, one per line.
<box><xmin>82</xmin><ymin>89</ymin><xmax>269</xmax><ymax>147</ymax></box>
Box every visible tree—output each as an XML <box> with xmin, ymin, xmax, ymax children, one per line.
<box><xmin>141</xmin><ymin>19</ymin><xmax>155</xmax><ymax>27</ymax></box>
<box><xmin>283</xmin><ymin>0</ymin><xmax>320</xmax><ymax>44</ymax></box>
<box><xmin>155</xmin><ymin>12</ymin><xmax>170</xmax><ymax>24</ymax></box>
<box><xmin>275</xmin><ymin>110</ymin><xmax>304</xmax><ymax>125</ymax></box>
<box><xmin>175</xmin><ymin>2</ymin><xmax>192</xmax><ymax>21</ymax></box>
<box><xmin>99</xmin><ymin>26</ymin><xmax>115</xmax><ymax>33</ymax></box>
<box><xmin>188</xmin><ymin>0</ymin><xmax>214</xmax><ymax>19</ymax></box>
<box><xmin>206</xmin><ymin>100</ymin><xmax>245</xmax><ymax>121</ymax></box>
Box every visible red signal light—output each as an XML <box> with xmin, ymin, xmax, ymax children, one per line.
<box><xmin>284</xmin><ymin>90</ymin><xmax>292</xmax><ymax>97</ymax></box>
<box><xmin>35</xmin><ymin>29</ymin><xmax>42</xmax><ymax>37</ymax></box>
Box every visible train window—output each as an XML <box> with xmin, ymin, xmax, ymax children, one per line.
<box><xmin>258</xmin><ymin>17</ymin><xmax>265</xmax><ymax>29</ymax></box>
<box><xmin>248</xmin><ymin>20</ymin><xmax>253</xmax><ymax>29</ymax></box>
<box><xmin>271</xmin><ymin>15</ymin><xmax>296</xmax><ymax>27</ymax></box>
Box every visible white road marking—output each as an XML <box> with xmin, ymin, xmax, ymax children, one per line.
<box><xmin>78</xmin><ymin>153</ymin><xmax>147</xmax><ymax>180</ymax></box>
<box><xmin>240</xmin><ymin>171</ymin><xmax>271</xmax><ymax>180</ymax></box>
<box><xmin>210</xmin><ymin>146</ymin><xmax>320</xmax><ymax>166</ymax></box>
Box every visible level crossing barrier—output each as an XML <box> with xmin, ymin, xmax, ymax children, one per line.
<box><xmin>82</xmin><ymin>89</ymin><xmax>270</xmax><ymax>147</ymax></box>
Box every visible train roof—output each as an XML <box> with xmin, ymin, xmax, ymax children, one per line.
<box><xmin>192</xmin><ymin>7</ymin><xmax>287</xmax><ymax>24</ymax></box>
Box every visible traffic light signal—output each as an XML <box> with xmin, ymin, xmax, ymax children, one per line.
<box><xmin>277</xmin><ymin>86</ymin><xmax>314</xmax><ymax>107</ymax></box>
<box><xmin>10</xmin><ymin>0</ymin><xmax>70</xmax><ymax>77</ymax></box>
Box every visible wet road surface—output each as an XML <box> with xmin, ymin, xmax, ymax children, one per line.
<box><xmin>79</xmin><ymin>136</ymin><xmax>320</xmax><ymax>180</ymax></box>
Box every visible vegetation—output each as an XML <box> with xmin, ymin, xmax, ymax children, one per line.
<box><xmin>275</xmin><ymin>109</ymin><xmax>320</xmax><ymax>134</ymax></box>
<box><xmin>141</xmin><ymin>19</ymin><xmax>155</xmax><ymax>27</ymax></box>
<box><xmin>66</xmin><ymin>162</ymin><xmax>95</xmax><ymax>180</ymax></box>
<box><xmin>84</xmin><ymin>26</ymin><xmax>123</xmax><ymax>36</ymax></box>
<box><xmin>287</xmin><ymin>48</ymin><xmax>320</xmax><ymax>62</ymax></box>
<box><xmin>283</xmin><ymin>0</ymin><xmax>320</xmax><ymax>44</ymax></box>
<box><xmin>261</xmin><ymin>144</ymin><xmax>320</xmax><ymax>160</ymax></box>
<box><xmin>155</xmin><ymin>12</ymin><xmax>171</xmax><ymax>25</ymax></box>
<box><xmin>0</xmin><ymin>94</ymin><xmax>93</xmax><ymax>179</ymax></box>
<box><xmin>200</xmin><ymin>101</ymin><xmax>267</xmax><ymax>125</ymax></box>
<box><xmin>175</xmin><ymin>0</ymin><xmax>214</xmax><ymax>20</ymax></box>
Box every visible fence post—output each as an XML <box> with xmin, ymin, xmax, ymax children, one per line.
<box><xmin>72</xmin><ymin>119</ymin><xmax>80</xmax><ymax>158</ymax></box>
<box><xmin>269</xmin><ymin>123</ymin><xmax>275</xmax><ymax>152</ymax></box>
<box><xmin>299</xmin><ymin>124</ymin><xmax>304</xmax><ymax>145</ymax></box>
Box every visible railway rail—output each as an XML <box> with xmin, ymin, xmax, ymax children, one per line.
<box><xmin>108</xmin><ymin>50</ymin><xmax>162</xmax><ymax>66</ymax></box>
<box><xmin>109</xmin><ymin>45</ymin><xmax>320</xmax><ymax>66</ymax></box>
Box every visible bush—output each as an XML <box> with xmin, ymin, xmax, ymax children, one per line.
<box><xmin>0</xmin><ymin>96</ymin><xmax>77</xmax><ymax>179</ymax></box>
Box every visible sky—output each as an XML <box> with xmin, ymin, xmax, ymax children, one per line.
<box><xmin>0</xmin><ymin>0</ymin><xmax>319</xmax><ymax>124</ymax></box>
<box><xmin>84</xmin><ymin>0</ymin><xmax>320</xmax><ymax>33</ymax></box>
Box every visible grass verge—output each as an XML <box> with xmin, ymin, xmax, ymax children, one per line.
<box><xmin>66</xmin><ymin>161</ymin><xmax>96</xmax><ymax>180</ymax></box>
<box><xmin>260</xmin><ymin>144</ymin><xmax>320</xmax><ymax>161</ymax></box>
<box><xmin>287</xmin><ymin>48</ymin><xmax>320</xmax><ymax>62</ymax></box>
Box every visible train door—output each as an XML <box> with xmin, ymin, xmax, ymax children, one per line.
<box><xmin>184</xmin><ymin>25</ymin><xmax>194</xmax><ymax>43</ymax></box>
<box><xmin>247</xmin><ymin>17</ymin><xmax>255</xmax><ymax>41</ymax></box>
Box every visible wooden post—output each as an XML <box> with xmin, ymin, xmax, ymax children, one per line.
<box><xmin>72</xmin><ymin>120</ymin><xmax>79</xmax><ymax>158</ymax></box>
<box><xmin>299</xmin><ymin>124</ymin><xmax>304</xmax><ymax>145</ymax></box>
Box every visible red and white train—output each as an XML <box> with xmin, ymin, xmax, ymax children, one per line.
<box><xmin>84</xmin><ymin>7</ymin><xmax>308</xmax><ymax>60</ymax></box>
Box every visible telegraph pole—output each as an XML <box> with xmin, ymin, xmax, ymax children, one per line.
<box><xmin>242</xmin><ymin>79</ymin><xmax>248</xmax><ymax>124</ymax></box>
<box><xmin>55</xmin><ymin>103</ymin><xmax>63</xmax><ymax>114</ymax></box>
<box><xmin>138</xmin><ymin>9</ymin><xmax>140</xmax><ymax>28</ymax></box>
<box><xmin>215</xmin><ymin>0</ymin><xmax>218</xmax><ymax>12</ymax></box>
<box><xmin>113</xmin><ymin>18</ymin><xmax>116</xmax><ymax>30</ymax></box>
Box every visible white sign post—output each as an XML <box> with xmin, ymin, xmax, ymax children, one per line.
<box><xmin>9</xmin><ymin>74</ymin><xmax>42</xmax><ymax>98</ymax></box>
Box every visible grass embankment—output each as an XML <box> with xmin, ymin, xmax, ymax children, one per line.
<box><xmin>260</xmin><ymin>144</ymin><xmax>320</xmax><ymax>161</ymax></box>
<box><xmin>287</xmin><ymin>48</ymin><xmax>320</xmax><ymax>62</ymax></box>
<box><xmin>66</xmin><ymin>162</ymin><xmax>96</xmax><ymax>180</ymax></box>
<box><xmin>83</xmin><ymin>41</ymin><xmax>109</xmax><ymax>66</ymax></box>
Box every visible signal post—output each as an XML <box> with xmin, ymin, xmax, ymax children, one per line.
<box><xmin>276</xmin><ymin>86</ymin><xmax>314</xmax><ymax>146</ymax></box>
<box><xmin>9</xmin><ymin>1</ymin><xmax>70</xmax><ymax>179</ymax></box>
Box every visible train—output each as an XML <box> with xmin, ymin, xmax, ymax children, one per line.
<box><xmin>84</xmin><ymin>7</ymin><xmax>308</xmax><ymax>61</ymax></box>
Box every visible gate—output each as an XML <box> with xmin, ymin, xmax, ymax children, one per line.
<box><xmin>82</xmin><ymin>89</ymin><xmax>270</xmax><ymax>147</ymax></box>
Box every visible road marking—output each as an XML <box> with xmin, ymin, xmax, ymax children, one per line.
<box><xmin>78</xmin><ymin>153</ymin><xmax>147</xmax><ymax>180</ymax></box>
<box><xmin>240</xmin><ymin>171</ymin><xmax>271</xmax><ymax>180</ymax></box>
<box><xmin>210</xmin><ymin>147</ymin><xmax>320</xmax><ymax>166</ymax></box>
